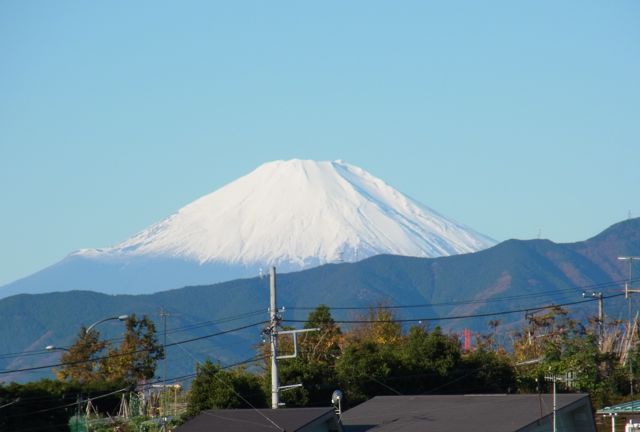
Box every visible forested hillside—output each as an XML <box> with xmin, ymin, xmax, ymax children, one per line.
<box><xmin>1</xmin><ymin>218</ymin><xmax>639</xmax><ymax>384</ymax></box>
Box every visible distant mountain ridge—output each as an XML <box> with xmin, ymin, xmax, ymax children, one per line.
<box><xmin>0</xmin><ymin>159</ymin><xmax>495</xmax><ymax>298</ymax></box>
<box><xmin>1</xmin><ymin>218</ymin><xmax>638</xmax><ymax>383</ymax></box>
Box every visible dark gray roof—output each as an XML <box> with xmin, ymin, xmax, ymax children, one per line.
<box><xmin>341</xmin><ymin>394</ymin><xmax>592</xmax><ymax>432</ymax></box>
<box><xmin>177</xmin><ymin>407</ymin><xmax>339</xmax><ymax>432</ymax></box>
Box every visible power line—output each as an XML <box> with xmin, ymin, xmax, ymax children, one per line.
<box><xmin>2</xmin><ymin>291</ymin><xmax>629</xmax><ymax>424</ymax></box>
<box><xmin>2</xmin><ymin>278</ymin><xmax>634</xmax><ymax>362</ymax></box>
<box><xmin>286</xmin><ymin>278</ymin><xmax>637</xmax><ymax>311</ymax></box>
<box><xmin>0</xmin><ymin>321</ymin><xmax>267</xmax><ymax>376</ymax></box>
<box><xmin>0</xmin><ymin>309</ymin><xmax>266</xmax><ymax>360</ymax></box>
<box><xmin>283</xmin><ymin>293</ymin><xmax>625</xmax><ymax>324</ymax></box>
<box><xmin>3</xmin><ymin>354</ymin><xmax>270</xmax><ymax>423</ymax></box>
<box><xmin>0</xmin><ymin>398</ymin><xmax>20</xmax><ymax>409</ymax></box>
<box><xmin>164</xmin><ymin>309</ymin><xmax>266</xmax><ymax>335</ymax></box>
<box><xmin>149</xmin><ymin>354</ymin><xmax>268</xmax><ymax>386</ymax></box>
<box><xmin>0</xmin><ymin>356</ymin><xmax>268</xmax><ymax>408</ymax></box>
<box><xmin>2</xmin><ymin>292</ymin><xmax>626</xmax><ymax>373</ymax></box>
<box><xmin>0</xmin><ymin>286</ymin><xmax>615</xmax><ymax>407</ymax></box>
<box><xmin>0</xmin><ymin>349</ymin><xmax>52</xmax><ymax>361</ymax></box>
<box><xmin>164</xmin><ymin>321</ymin><xmax>267</xmax><ymax>348</ymax></box>
<box><xmin>3</xmin><ymin>420</ymin><xmax>79</xmax><ymax>432</ymax></box>
<box><xmin>27</xmin><ymin>386</ymin><xmax>130</xmax><ymax>416</ymax></box>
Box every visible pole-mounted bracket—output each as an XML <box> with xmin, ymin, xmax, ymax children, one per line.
<box><xmin>279</xmin><ymin>384</ymin><xmax>303</xmax><ymax>392</ymax></box>
<box><xmin>276</xmin><ymin>328</ymin><xmax>319</xmax><ymax>359</ymax></box>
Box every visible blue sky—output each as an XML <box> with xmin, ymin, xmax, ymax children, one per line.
<box><xmin>1</xmin><ymin>1</ymin><xmax>639</xmax><ymax>286</ymax></box>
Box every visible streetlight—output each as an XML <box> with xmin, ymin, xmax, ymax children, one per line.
<box><xmin>45</xmin><ymin>314</ymin><xmax>129</xmax><ymax>355</ymax></box>
<box><xmin>45</xmin><ymin>345</ymin><xmax>69</xmax><ymax>352</ymax></box>
<box><xmin>85</xmin><ymin>315</ymin><xmax>129</xmax><ymax>333</ymax></box>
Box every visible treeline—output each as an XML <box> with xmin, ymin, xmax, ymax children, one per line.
<box><xmin>1</xmin><ymin>305</ymin><xmax>638</xmax><ymax>431</ymax></box>
<box><xmin>187</xmin><ymin>304</ymin><xmax>637</xmax><ymax>417</ymax></box>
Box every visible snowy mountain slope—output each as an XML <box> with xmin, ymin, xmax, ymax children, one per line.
<box><xmin>0</xmin><ymin>159</ymin><xmax>496</xmax><ymax>298</ymax></box>
<box><xmin>76</xmin><ymin>160</ymin><xmax>494</xmax><ymax>264</ymax></box>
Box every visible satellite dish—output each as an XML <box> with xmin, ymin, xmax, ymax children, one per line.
<box><xmin>331</xmin><ymin>389</ymin><xmax>343</xmax><ymax>405</ymax></box>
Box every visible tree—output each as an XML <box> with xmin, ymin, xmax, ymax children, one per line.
<box><xmin>333</xmin><ymin>304</ymin><xmax>402</xmax><ymax>406</ymax></box>
<box><xmin>101</xmin><ymin>314</ymin><xmax>164</xmax><ymax>383</ymax></box>
<box><xmin>512</xmin><ymin>306</ymin><xmax>621</xmax><ymax>406</ymax></box>
<box><xmin>0</xmin><ymin>379</ymin><xmax>123</xmax><ymax>432</ymax></box>
<box><xmin>186</xmin><ymin>361</ymin><xmax>266</xmax><ymax>418</ymax></box>
<box><xmin>335</xmin><ymin>340</ymin><xmax>401</xmax><ymax>406</ymax></box>
<box><xmin>55</xmin><ymin>314</ymin><xmax>163</xmax><ymax>385</ymax></box>
<box><xmin>301</xmin><ymin>305</ymin><xmax>343</xmax><ymax>364</ymax></box>
<box><xmin>397</xmin><ymin>325</ymin><xmax>462</xmax><ymax>393</ymax></box>
<box><xmin>402</xmin><ymin>325</ymin><xmax>461</xmax><ymax>376</ymax></box>
<box><xmin>276</xmin><ymin>305</ymin><xmax>342</xmax><ymax>407</ymax></box>
<box><xmin>458</xmin><ymin>349</ymin><xmax>515</xmax><ymax>394</ymax></box>
<box><xmin>55</xmin><ymin>327</ymin><xmax>108</xmax><ymax>384</ymax></box>
<box><xmin>349</xmin><ymin>304</ymin><xmax>402</xmax><ymax>345</ymax></box>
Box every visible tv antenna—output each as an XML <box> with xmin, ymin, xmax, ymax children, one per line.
<box><xmin>544</xmin><ymin>371</ymin><xmax>576</xmax><ymax>432</ymax></box>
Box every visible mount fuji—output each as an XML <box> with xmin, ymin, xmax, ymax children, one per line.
<box><xmin>1</xmin><ymin>160</ymin><xmax>496</xmax><ymax>298</ymax></box>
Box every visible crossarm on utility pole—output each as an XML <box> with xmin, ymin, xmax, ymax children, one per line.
<box><xmin>276</xmin><ymin>328</ymin><xmax>320</xmax><ymax>359</ymax></box>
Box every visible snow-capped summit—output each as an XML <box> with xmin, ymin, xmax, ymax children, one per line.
<box><xmin>76</xmin><ymin>159</ymin><xmax>495</xmax><ymax>266</ymax></box>
<box><xmin>1</xmin><ymin>160</ymin><xmax>495</xmax><ymax>297</ymax></box>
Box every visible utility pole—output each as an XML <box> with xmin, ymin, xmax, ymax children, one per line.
<box><xmin>75</xmin><ymin>394</ymin><xmax>80</xmax><ymax>432</ymax></box>
<box><xmin>269</xmin><ymin>268</ymin><xmax>280</xmax><ymax>409</ymax></box>
<box><xmin>583</xmin><ymin>291</ymin><xmax>604</xmax><ymax>349</ymax></box>
<box><xmin>265</xmin><ymin>267</ymin><xmax>318</xmax><ymax>409</ymax></box>
<box><xmin>618</xmin><ymin>256</ymin><xmax>640</xmax><ymax>406</ymax></box>
<box><xmin>620</xmin><ymin>256</ymin><xmax>640</xmax><ymax>300</ymax></box>
<box><xmin>552</xmin><ymin>376</ymin><xmax>557</xmax><ymax>432</ymax></box>
<box><xmin>542</xmin><ymin>374</ymin><xmax>558</xmax><ymax>432</ymax></box>
<box><xmin>160</xmin><ymin>308</ymin><xmax>168</xmax><ymax>428</ymax></box>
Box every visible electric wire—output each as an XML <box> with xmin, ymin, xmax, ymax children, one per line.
<box><xmin>3</xmin><ymin>293</ymin><xmax>624</xmax><ymax>375</ymax></box>
<box><xmin>2</xmin><ymin>354</ymin><xmax>269</xmax><ymax>424</ymax></box>
<box><xmin>201</xmin><ymin>410</ymin><xmax>283</xmax><ymax>431</ymax></box>
<box><xmin>164</xmin><ymin>309</ymin><xmax>266</xmax><ymax>334</ymax></box>
<box><xmin>201</xmin><ymin>364</ymin><xmax>284</xmax><ymax>431</ymax></box>
<box><xmin>26</xmin><ymin>386</ymin><xmax>130</xmax><ymax>416</ymax></box>
<box><xmin>3</xmin><ymin>421</ymin><xmax>78</xmax><ymax>432</ymax></box>
<box><xmin>10</xmin><ymin>277</ymin><xmax>614</xmax><ymax>420</ymax></box>
<box><xmin>0</xmin><ymin>398</ymin><xmax>20</xmax><ymax>409</ymax></box>
<box><xmin>0</xmin><ymin>308</ymin><xmax>266</xmax><ymax>360</ymax></box>
<box><xmin>2</xmin><ymin>285</ymin><xmax>629</xmax><ymax>427</ymax></box>
<box><xmin>287</xmin><ymin>278</ymin><xmax>638</xmax><ymax>311</ymax></box>
<box><xmin>282</xmin><ymin>293</ymin><xmax>625</xmax><ymax>324</ymax></box>
<box><xmin>0</xmin><ymin>351</ymin><xmax>267</xmax><ymax>406</ymax></box>
<box><xmin>3</xmin><ymin>267</ymin><xmax>638</xmax><ymax>365</ymax></box>
<box><xmin>3</xmin><ymin>277</ymin><xmax>635</xmax><ymax>360</ymax></box>
<box><xmin>0</xmin><ymin>321</ymin><xmax>268</xmax><ymax>375</ymax></box>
